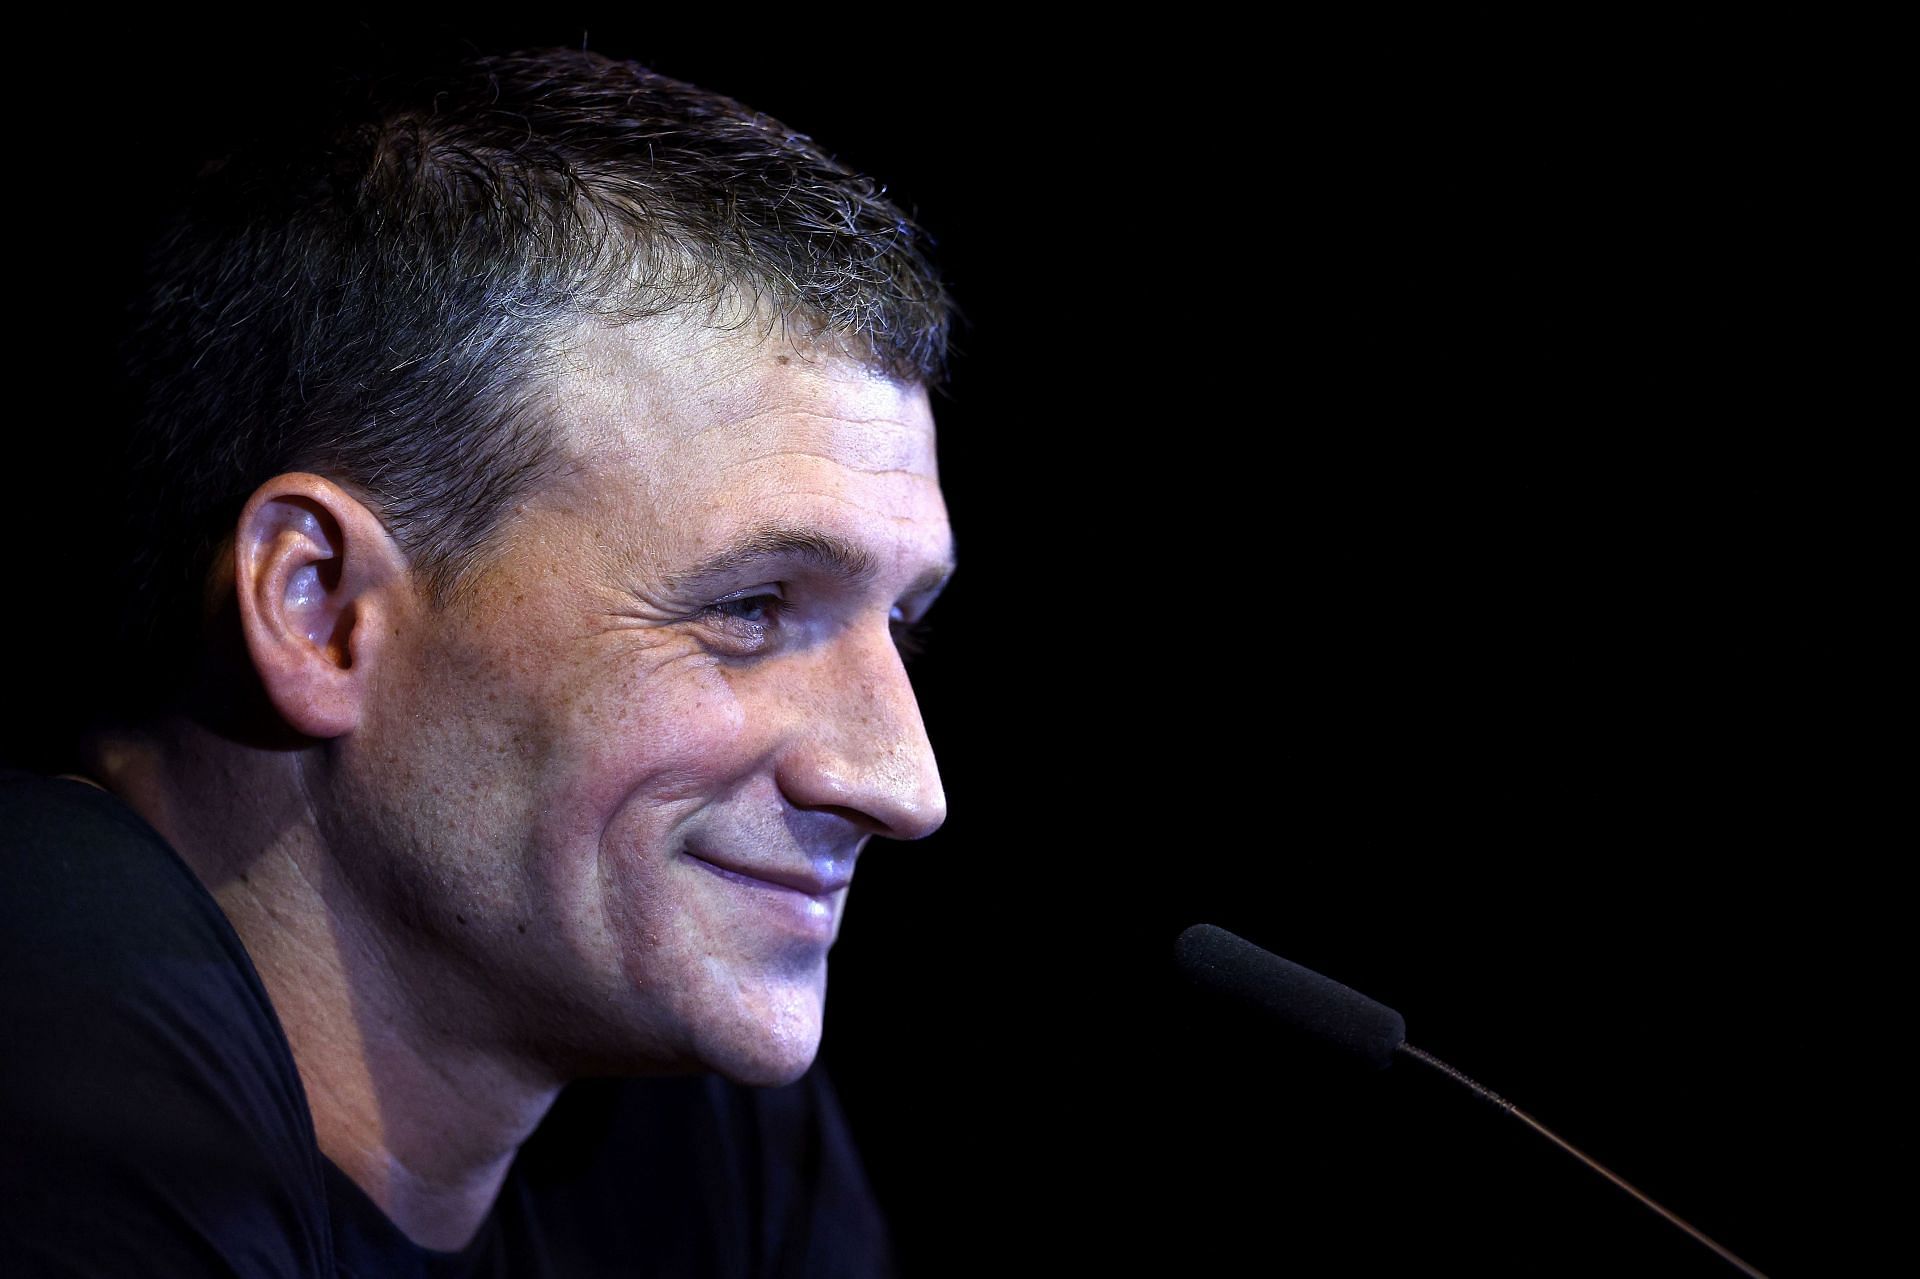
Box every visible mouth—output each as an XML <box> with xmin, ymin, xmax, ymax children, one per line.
<box><xmin>683</xmin><ymin>852</ymin><xmax>851</xmax><ymax>902</ymax></box>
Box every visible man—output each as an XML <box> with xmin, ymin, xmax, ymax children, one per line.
<box><xmin>1</xmin><ymin>46</ymin><xmax>951</xmax><ymax>1276</ymax></box>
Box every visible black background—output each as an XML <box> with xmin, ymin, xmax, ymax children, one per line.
<box><xmin>7</xmin><ymin>14</ymin><xmax>1883</xmax><ymax>1277</ymax></box>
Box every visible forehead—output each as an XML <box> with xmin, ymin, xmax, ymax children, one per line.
<box><xmin>538</xmin><ymin>317</ymin><xmax>946</xmax><ymax>571</ymax></box>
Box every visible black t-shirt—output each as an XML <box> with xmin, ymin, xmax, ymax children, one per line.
<box><xmin>0</xmin><ymin>772</ymin><xmax>894</xmax><ymax>1277</ymax></box>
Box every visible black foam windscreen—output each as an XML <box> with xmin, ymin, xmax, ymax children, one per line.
<box><xmin>1174</xmin><ymin>924</ymin><xmax>1406</xmax><ymax>1071</ymax></box>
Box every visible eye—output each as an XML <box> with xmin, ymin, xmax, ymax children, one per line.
<box><xmin>890</xmin><ymin>606</ymin><xmax>933</xmax><ymax>662</ymax></box>
<box><xmin>699</xmin><ymin>589</ymin><xmax>788</xmax><ymax>652</ymax></box>
<box><xmin>712</xmin><ymin>594</ymin><xmax>780</xmax><ymax>624</ymax></box>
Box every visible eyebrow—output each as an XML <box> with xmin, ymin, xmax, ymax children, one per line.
<box><xmin>662</xmin><ymin>524</ymin><xmax>955</xmax><ymax>599</ymax></box>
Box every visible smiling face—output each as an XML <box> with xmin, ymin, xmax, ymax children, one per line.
<box><xmin>329</xmin><ymin>317</ymin><xmax>952</xmax><ymax>1086</ymax></box>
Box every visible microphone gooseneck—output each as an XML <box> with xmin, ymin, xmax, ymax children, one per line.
<box><xmin>1173</xmin><ymin>924</ymin><xmax>1769</xmax><ymax>1279</ymax></box>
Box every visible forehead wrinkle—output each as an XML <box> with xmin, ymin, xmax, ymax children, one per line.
<box><xmin>683</xmin><ymin>405</ymin><xmax>925</xmax><ymax>437</ymax></box>
<box><xmin>719</xmin><ymin>447</ymin><xmax>935</xmax><ymax>477</ymax></box>
<box><xmin>559</xmin><ymin>379</ymin><xmax>931</xmax><ymax>479</ymax></box>
<box><xmin>684</xmin><ymin>409</ymin><xmax>935</xmax><ymax>478</ymax></box>
<box><xmin>553</xmin><ymin>321</ymin><xmax>933</xmax><ymax>469</ymax></box>
<box><xmin>584</xmin><ymin>338</ymin><xmax>905</xmax><ymax>428</ymax></box>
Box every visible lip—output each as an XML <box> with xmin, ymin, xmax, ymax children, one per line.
<box><xmin>684</xmin><ymin>852</ymin><xmax>851</xmax><ymax>901</ymax></box>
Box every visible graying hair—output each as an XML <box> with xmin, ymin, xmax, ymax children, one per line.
<box><xmin>120</xmin><ymin>47</ymin><xmax>951</xmax><ymax>710</ymax></box>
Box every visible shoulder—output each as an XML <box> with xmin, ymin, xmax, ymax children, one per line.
<box><xmin>0</xmin><ymin>771</ymin><xmax>332</xmax><ymax>1277</ymax></box>
<box><xmin>3</xmin><ymin>771</ymin><xmax>228</xmax><ymax>952</ymax></box>
<box><xmin>0</xmin><ymin>771</ymin><xmax>275</xmax><ymax>1026</ymax></box>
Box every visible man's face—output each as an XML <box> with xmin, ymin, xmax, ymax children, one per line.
<box><xmin>334</xmin><ymin>318</ymin><xmax>951</xmax><ymax>1086</ymax></box>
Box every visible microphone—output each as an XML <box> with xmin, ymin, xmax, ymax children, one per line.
<box><xmin>1173</xmin><ymin>924</ymin><xmax>1768</xmax><ymax>1279</ymax></box>
<box><xmin>1172</xmin><ymin>920</ymin><xmax>1405</xmax><ymax>1070</ymax></box>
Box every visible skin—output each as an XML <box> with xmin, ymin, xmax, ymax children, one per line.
<box><xmin>87</xmin><ymin>315</ymin><xmax>952</xmax><ymax>1249</ymax></box>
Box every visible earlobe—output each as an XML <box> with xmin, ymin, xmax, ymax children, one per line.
<box><xmin>231</xmin><ymin>474</ymin><xmax>412</xmax><ymax>740</ymax></box>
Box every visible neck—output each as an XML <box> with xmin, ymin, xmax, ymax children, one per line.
<box><xmin>86</xmin><ymin>718</ymin><xmax>561</xmax><ymax>1251</ymax></box>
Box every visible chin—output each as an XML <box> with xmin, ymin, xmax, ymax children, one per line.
<box><xmin>716</xmin><ymin>1052</ymin><xmax>818</xmax><ymax>1089</ymax></box>
<box><xmin>697</xmin><ymin>990</ymin><xmax>826</xmax><ymax>1087</ymax></box>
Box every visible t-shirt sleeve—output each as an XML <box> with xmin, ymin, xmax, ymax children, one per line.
<box><xmin>0</xmin><ymin>774</ymin><xmax>332</xmax><ymax>1278</ymax></box>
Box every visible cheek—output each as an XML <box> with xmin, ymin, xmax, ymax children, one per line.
<box><xmin>570</xmin><ymin>662</ymin><xmax>755</xmax><ymax>824</ymax></box>
<box><xmin>529</xmin><ymin>660</ymin><xmax>758</xmax><ymax>925</ymax></box>
<box><xmin>335</xmin><ymin>635</ymin><xmax>554</xmax><ymax>890</ymax></box>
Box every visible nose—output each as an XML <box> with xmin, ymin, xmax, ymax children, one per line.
<box><xmin>774</xmin><ymin>622</ymin><xmax>947</xmax><ymax>841</ymax></box>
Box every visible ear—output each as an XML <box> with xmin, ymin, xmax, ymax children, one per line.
<box><xmin>231</xmin><ymin>473</ymin><xmax>415</xmax><ymax>740</ymax></box>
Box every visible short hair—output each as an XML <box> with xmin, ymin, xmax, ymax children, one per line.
<box><xmin>118</xmin><ymin>46</ymin><xmax>951</xmax><ymax>717</ymax></box>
